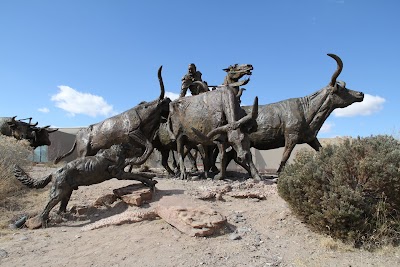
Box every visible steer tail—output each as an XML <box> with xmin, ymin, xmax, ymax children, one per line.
<box><xmin>13</xmin><ymin>165</ymin><xmax>52</xmax><ymax>189</ymax></box>
<box><xmin>54</xmin><ymin>141</ymin><xmax>77</xmax><ymax>164</ymax></box>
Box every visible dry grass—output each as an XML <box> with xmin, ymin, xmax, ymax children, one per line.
<box><xmin>320</xmin><ymin>236</ymin><xmax>355</xmax><ymax>252</ymax></box>
<box><xmin>0</xmin><ymin>136</ymin><xmax>32</xmax><ymax>200</ymax></box>
<box><xmin>0</xmin><ymin>136</ymin><xmax>47</xmax><ymax>233</ymax></box>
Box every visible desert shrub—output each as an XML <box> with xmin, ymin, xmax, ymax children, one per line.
<box><xmin>278</xmin><ymin>135</ymin><xmax>400</xmax><ymax>248</ymax></box>
<box><xmin>0</xmin><ymin>135</ymin><xmax>33</xmax><ymax>202</ymax></box>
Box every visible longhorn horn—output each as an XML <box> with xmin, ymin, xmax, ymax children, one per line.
<box><xmin>19</xmin><ymin>117</ymin><xmax>33</xmax><ymax>123</ymax></box>
<box><xmin>251</xmin><ymin>96</ymin><xmax>258</xmax><ymax>119</ymax></box>
<box><xmin>43</xmin><ymin>125</ymin><xmax>51</xmax><ymax>128</ymax></box>
<box><xmin>47</xmin><ymin>128</ymin><xmax>59</xmax><ymax>133</ymax></box>
<box><xmin>11</xmin><ymin>116</ymin><xmax>17</xmax><ymax>122</ymax></box>
<box><xmin>158</xmin><ymin>65</ymin><xmax>165</xmax><ymax>100</ymax></box>
<box><xmin>206</xmin><ymin>125</ymin><xmax>230</xmax><ymax>139</ymax></box>
<box><xmin>30</xmin><ymin>122</ymin><xmax>38</xmax><ymax>127</ymax></box>
<box><xmin>327</xmin><ymin>53</ymin><xmax>343</xmax><ymax>87</ymax></box>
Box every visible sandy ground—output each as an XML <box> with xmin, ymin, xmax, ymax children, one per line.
<box><xmin>1</xmin><ymin>166</ymin><xmax>400</xmax><ymax>267</ymax></box>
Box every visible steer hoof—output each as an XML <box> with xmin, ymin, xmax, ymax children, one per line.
<box><xmin>214</xmin><ymin>174</ymin><xmax>224</xmax><ymax>180</ymax></box>
<box><xmin>252</xmin><ymin>174</ymin><xmax>262</xmax><ymax>181</ymax></box>
<box><xmin>180</xmin><ymin>172</ymin><xmax>188</xmax><ymax>180</ymax></box>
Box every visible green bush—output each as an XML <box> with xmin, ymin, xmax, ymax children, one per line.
<box><xmin>278</xmin><ymin>135</ymin><xmax>400</xmax><ymax>248</ymax></box>
<box><xmin>0</xmin><ymin>135</ymin><xmax>32</xmax><ymax>202</ymax></box>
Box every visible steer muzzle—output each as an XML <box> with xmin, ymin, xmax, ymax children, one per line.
<box><xmin>228</xmin><ymin>129</ymin><xmax>251</xmax><ymax>164</ymax></box>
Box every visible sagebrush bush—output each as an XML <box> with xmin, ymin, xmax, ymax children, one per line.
<box><xmin>0</xmin><ymin>135</ymin><xmax>32</xmax><ymax>202</ymax></box>
<box><xmin>278</xmin><ymin>135</ymin><xmax>400</xmax><ymax>248</ymax></box>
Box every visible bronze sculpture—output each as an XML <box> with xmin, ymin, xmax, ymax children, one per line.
<box><xmin>228</xmin><ymin>54</ymin><xmax>364</xmax><ymax>173</ymax></box>
<box><xmin>221</xmin><ymin>63</ymin><xmax>253</xmax><ymax>96</ymax></box>
<box><xmin>179</xmin><ymin>63</ymin><xmax>208</xmax><ymax>97</ymax></box>
<box><xmin>152</xmin><ymin>122</ymin><xmax>198</xmax><ymax>175</ymax></box>
<box><xmin>54</xmin><ymin>66</ymin><xmax>171</xmax><ymax>166</ymax></box>
<box><xmin>168</xmin><ymin>86</ymin><xmax>260</xmax><ymax>180</ymax></box>
<box><xmin>14</xmin><ymin>144</ymin><xmax>157</xmax><ymax>228</ymax></box>
<box><xmin>0</xmin><ymin>116</ymin><xmax>58</xmax><ymax>148</ymax></box>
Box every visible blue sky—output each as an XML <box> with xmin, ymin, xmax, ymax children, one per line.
<box><xmin>0</xmin><ymin>0</ymin><xmax>398</xmax><ymax>138</ymax></box>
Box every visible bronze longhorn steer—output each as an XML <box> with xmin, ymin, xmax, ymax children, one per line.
<box><xmin>54</xmin><ymin>66</ymin><xmax>171</xmax><ymax>166</ymax></box>
<box><xmin>235</xmin><ymin>54</ymin><xmax>364</xmax><ymax>173</ymax></box>
<box><xmin>0</xmin><ymin>116</ymin><xmax>57</xmax><ymax>148</ymax></box>
<box><xmin>168</xmin><ymin>87</ymin><xmax>260</xmax><ymax>180</ymax></box>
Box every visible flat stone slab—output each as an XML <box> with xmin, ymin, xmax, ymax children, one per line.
<box><xmin>113</xmin><ymin>184</ymin><xmax>154</xmax><ymax>206</ymax></box>
<box><xmin>81</xmin><ymin>209</ymin><xmax>158</xmax><ymax>231</ymax></box>
<box><xmin>93</xmin><ymin>194</ymin><xmax>118</xmax><ymax>207</ymax></box>
<box><xmin>155</xmin><ymin>195</ymin><xmax>227</xmax><ymax>237</ymax></box>
<box><xmin>226</xmin><ymin>190</ymin><xmax>267</xmax><ymax>200</ymax></box>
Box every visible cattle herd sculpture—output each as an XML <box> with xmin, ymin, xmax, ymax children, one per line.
<box><xmin>0</xmin><ymin>116</ymin><xmax>58</xmax><ymax>148</ymax></box>
<box><xmin>4</xmin><ymin>54</ymin><xmax>365</xmax><ymax>228</ymax></box>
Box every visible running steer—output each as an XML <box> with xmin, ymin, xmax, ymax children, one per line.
<box><xmin>168</xmin><ymin>87</ymin><xmax>261</xmax><ymax>180</ymax></box>
<box><xmin>0</xmin><ymin>117</ymin><xmax>57</xmax><ymax>148</ymax></box>
<box><xmin>54</xmin><ymin>66</ymin><xmax>171</xmax><ymax>165</ymax></box>
<box><xmin>14</xmin><ymin>144</ymin><xmax>157</xmax><ymax>228</ymax></box>
<box><xmin>240</xmin><ymin>54</ymin><xmax>364</xmax><ymax>173</ymax></box>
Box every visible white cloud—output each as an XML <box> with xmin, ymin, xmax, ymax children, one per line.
<box><xmin>333</xmin><ymin>94</ymin><xmax>385</xmax><ymax>117</ymax></box>
<box><xmin>320</xmin><ymin>121</ymin><xmax>335</xmax><ymax>134</ymax></box>
<box><xmin>165</xmin><ymin>91</ymin><xmax>180</xmax><ymax>100</ymax></box>
<box><xmin>38</xmin><ymin>107</ymin><xmax>50</xmax><ymax>113</ymax></box>
<box><xmin>51</xmin><ymin>86</ymin><xmax>116</xmax><ymax>117</ymax></box>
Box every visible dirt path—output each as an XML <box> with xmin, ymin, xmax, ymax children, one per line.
<box><xmin>1</xmin><ymin>167</ymin><xmax>400</xmax><ymax>267</ymax></box>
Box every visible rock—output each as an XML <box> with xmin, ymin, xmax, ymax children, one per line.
<box><xmin>19</xmin><ymin>235</ymin><xmax>29</xmax><ymax>241</ymax></box>
<box><xmin>229</xmin><ymin>233</ymin><xmax>242</xmax><ymax>240</ymax></box>
<box><xmin>226</xmin><ymin>190</ymin><xmax>266</xmax><ymax>200</ymax></box>
<box><xmin>81</xmin><ymin>209</ymin><xmax>158</xmax><ymax>231</ymax></box>
<box><xmin>70</xmin><ymin>205</ymin><xmax>90</xmax><ymax>215</ymax></box>
<box><xmin>114</xmin><ymin>184</ymin><xmax>153</xmax><ymax>207</ymax></box>
<box><xmin>192</xmin><ymin>184</ymin><xmax>232</xmax><ymax>200</ymax></box>
<box><xmin>113</xmin><ymin>183</ymin><xmax>149</xmax><ymax>196</ymax></box>
<box><xmin>0</xmin><ymin>249</ymin><xmax>8</xmax><ymax>258</ymax></box>
<box><xmin>156</xmin><ymin>195</ymin><xmax>227</xmax><ymax>237</ymax></box>
<box><xmin>93</xmin><ymin>194</ymin><xmax>118</xmax><ymax>207</ymax></box>
<box><xmin>25</xmin><ymin>216</ymin><xmax>42</xmax><ymax>230</ymax></box>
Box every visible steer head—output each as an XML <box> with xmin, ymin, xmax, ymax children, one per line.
<box><xmin>30</xmin><ymin>126</ymin><xmax>58</xmax><ymax>148</ymax></box>
<box><xmin>7</xmin><ymin>116</ymin><xmax>32</xmax><ymax>140</ymax></box>
<box><xmin>207</xmin><ymin>97</ymin><xmax>258</xmax><ymax>164</ymax></box>
<box><xmin>326</xmin><ymin>54</ymin><xmax>364</xmax><ymax>109</ymax></box>
<box><xmin>223</xmin><ymin>64</ymin><xmax>253</xmax><ymax>86</ymax></box>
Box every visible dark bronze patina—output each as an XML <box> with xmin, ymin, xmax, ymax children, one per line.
<box><xmin>54</xmin><ymin>66</ymin><xmax>171</xmax><ymax>165</ymax></box>
<box><xmin>179</xmin><ymin>63</ymin><xmax>208</xmax><ymax>97</ymax></box>
<box><xmin>0</xmin><ymin>116</ymin><xmax>58</xmax><ymax>148</ymax></box>
<box><xmin>168</xmin><ymin>86</ymin><xmax>260</xmax><ymax>180</ymax></box>
<box><xmin>14</xmin><ymin>144</ymin><xmax>157</xmax><ymax>227</ymax></box>
<box><xmin>221</xmin><ymin>63</ymin><xmax>253</xmax><ymax>96</ymax></box>
<box><xmin>152</xmin><ymin>122</ymin><xmax>198</xmax><ymax>175</ymax></box>
<box><xmin>232</xmin><ymin>54</ymin><xmax>364</xmax><ymax>173</ymax></box>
